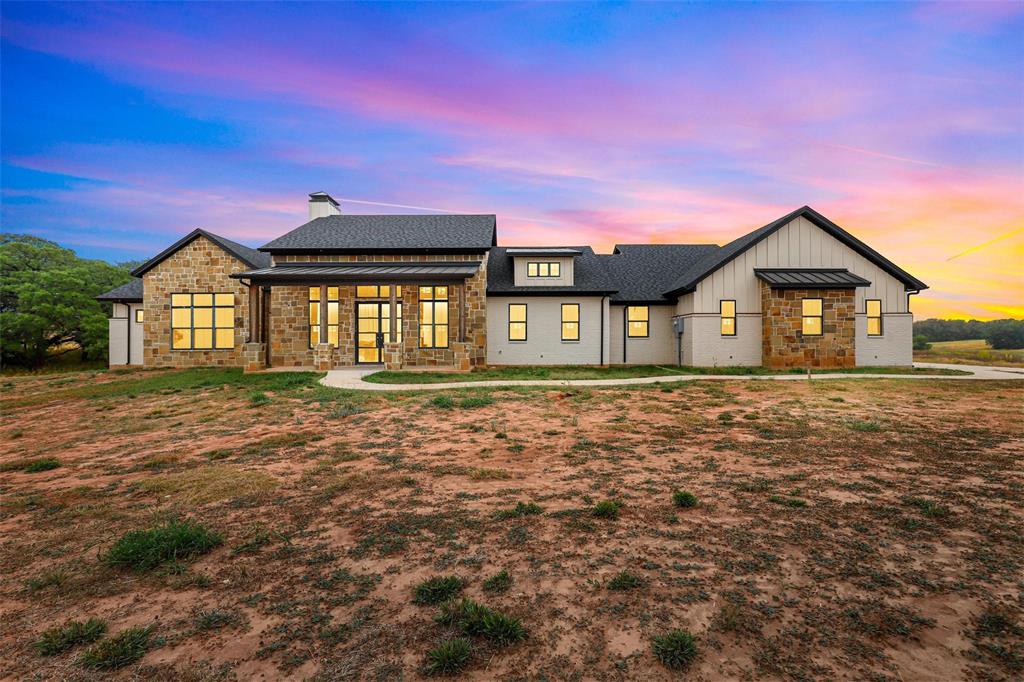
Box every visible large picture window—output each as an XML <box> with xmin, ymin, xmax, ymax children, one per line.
<box><xmin>561</xmin><ymin>303</ymin><xmax>579</xmax><ymax>341</ymax></box>
<box><xmin>626</xmin><ymin>306</ymin><xmax>648</xmax><ymax>338</ymax></box>
<box><xmin>509</xmin><ymin>303</ymin><xmax>527</xmax><ymax>341</ymax></box>
<box><xmin>527</xmin><ymin>262</ymin><xmax>560</xmax><ymax>278</ymax></box>
<box><xmin>720</xmin><ymin>300</ymin><xmax>736</xmax><ymax>336</ymax></box>
<box><xmin>309</xmin><ymin>287</ymin><xmax>340</xmax><ymax>347</ymax></box>
<box><xmin>419</xmin><ymin>286</ymin><xmax>449</xmax><ymax>348</ymax></box>
<box><xmin>801</xmin><ymin>298</ymin><xmax>823</xmax><ymax>336</ymax></box>
<box><xmin>171</xmin><ymin>293</ymin><xmax>234</xmax><ymax>350</ymax></box>
<box><xmin>866</xmin><ymin>299</ymin><xmax>883</xmax><ymax>336</ymax></box>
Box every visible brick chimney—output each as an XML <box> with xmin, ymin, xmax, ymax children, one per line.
<box><xmin>308</xmin><ymin>191</ymin><xmax>341</xmax><ymax>220</ymax></box>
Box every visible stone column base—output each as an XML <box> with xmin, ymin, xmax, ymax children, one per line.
<box><xmin>383</xmin><ymin>342</ymin><xmax>403</xmax><ymax>370</ymax></box>
<box><xmin>243</xmin><ymin>342</ymin><xmax>266</xmax><ymax>373</ymax></box>
<box><xmin>314</xmin><ymin>343</ymin><xmax>334</xmax><ymax>371</ymax></box>
<box><xmin>451</xmin><ymin>341</ymin><xmax>471</xmax><ymax>372</ymax></box>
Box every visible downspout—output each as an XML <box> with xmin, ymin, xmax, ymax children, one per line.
<box><xmin>599</xmin><ymin>296</ymin><xmax>606</xmax><ymax>365</ymax></box>
<box><xmin>622</xmin><ymin>306</ymin><xmax>627</xmax><ymax>364</ymax></box>
<box><xmin>126</xmin><ymin>304</ymin><xmax>131</xmax><ymax>365</ymax></box>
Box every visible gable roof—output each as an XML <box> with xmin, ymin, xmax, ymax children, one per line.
<box><xmin>130</xmin><ymin>229</ymin><xmax>270</xmax><ymax>277</ymax></box>
<box><xmin>600</xmin><ymin>244</ymin><xmax>720</xmax><ymax>303</ymax></box>
<box><xmin>96</xmin><ymin>278</ymin><xmax>143</xmax><ymax>302</ymax></box>
<box><xmin>259</xmin><ymin>214</ymin><xmax>497</xmax><ymax>253</ymax></box>
<box><xmin>487</xmin><ymin>246</ymin><xmax>617</xmax><ymax>295</ymax></box>
<box><xmin>663</xmin><ymin>206</ymin><xmax>928</xmax><ymax>296</ymax></box>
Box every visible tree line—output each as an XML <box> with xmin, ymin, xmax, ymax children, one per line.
<box><xmin>913</xmin><ymin>318</ymin><xmax>1024</xmax><ymax>350</ymax></box>
<box><xmin>1</xmin><ymin>234</ymin><xmax>135</xmax><ymax>368</ymax></box>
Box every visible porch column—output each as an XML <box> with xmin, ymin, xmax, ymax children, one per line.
<box><xmin>389</xmin><ymin>286</ymin><xmax>398</xmax><ymax>343</ymax></box>
<box><xmin>247</xmin><ymin>282</ymin><xmax>257</xmax><ymax>343</ymax></box>
<box><xmin>319</xmin><ymin>284</ymin><xmax>328</xmax><ymax>344</ymax></box>
<box><xmin>459</xmin><ymin>283</ymin><xmax>466</xmax><ymax>342</ymax></box>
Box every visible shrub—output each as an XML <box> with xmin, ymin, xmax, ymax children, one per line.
<box><xmin>79</xmin><ymin>626</ymin><xmax>153</xmax><ymax>669</ymax></box>
<box><xmin>429</xmin><ymin>395</ymin><xmax>454</xmax><ymax>409</ymax></box>
<box><xmin>436</xmin><ymin>598</ymin><xmax>525</xmax><ymax>646</ymax></box>
<box><xmin>105</xmin><ymin>519</ymin><xmax>222</xmax><ymax>571</ymax></box>
<box><xmin>194</xmin><ymin>609</ymin><xmax>240</xmax><ymax>631</ymax></box>
<box><xmin>769</xmin><ymin>495</ymin><xmax>807</xmax><ymax>508</ymax></box>
<box><xmin>592</xmin><ymin>500</ymin><xmax>622</xmax><ymax>519</ymax></box>
<box><xmin>494</xmin><ymin>502</ymin><xmax>543</xmax><ymax>520</ymax></box>
<box><xmin>651</xmin><ymin>629</ymin><xmax>698</xmax><ymax>670</ymax></box>
<box><xmin>672</xmin><ymin>491</ymin><xmax>698</xmax><ymax>508</ymax></box>
<box><xmin>35</xmin><ymin>618</ymin><xmax>106</xmax><ymax>656</ymax></box>
<box><xmin>424</xmin><ymin>637</ymin><xmax>472</xmax><ymax>676</ymax></box>
<box><xmin>913</xmin><ymin>335</ymin><xmax>932</xmax><ymax>351</ymax></box>
<box><xmin>248</xmin><ymin>391</ymin><xmax>271</xmax><ymax>407</ymax></box>
<box><xmin>458</xmin><ymin>395</ymin><xmax>494</xmax><ymax>409</ymax></box>
<box><xmin>608</xmin><ymin>570</ymin><xmax>644</xmax><ymax>591</ymax></box>
<box><xmin>905</xmin><ymin>496</ymin><xmax>951</xmax><ymax>519</ymax></box>
<box><xmin>483</xmin><ymin>569</ymin><xmax>512</xmax><ymax>593</ymax></box>
<box><xmin>24</xmin><ymin>458</ymin><xmax>60</xmax><ymax>473</ymax></box>
<box><xmin>849</xmin><ymin>420</ymin><xmax>882</xmax><ymax>432</ymax></box>
<box><xmin>413</xmin><ymin>576</ymin><xmax>464</xmax><ymax>605</ymax></box>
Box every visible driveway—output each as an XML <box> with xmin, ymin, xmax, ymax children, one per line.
<box><xmin>320</xmin><ymin>362</ymin><xmax>1024</xmax><ymax>391</ymax></box>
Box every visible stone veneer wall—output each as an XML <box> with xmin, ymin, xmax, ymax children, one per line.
<box><xmin>268</xmin><ymin>253</ymin><xmax>488</xmax><ymax>367</ymax></box>
<box><xmin>760</xmin><ymin>282</ymin><xmax>856</xmax><ymax>369</ymax></box>
<box><xmin>141</xmin><ymin>236</ymin><xmax>250</xmax><ymax>367</ymax></box>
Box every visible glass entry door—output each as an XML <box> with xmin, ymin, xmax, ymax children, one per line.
<box><xmin>356</xmin><ymin>302</ymin><xmax>401</xmax><ymax>364</ymax></box>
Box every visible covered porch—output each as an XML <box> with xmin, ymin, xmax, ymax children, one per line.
<box><xmin>231</xmin><ymin>261</ymin><xmax>484</xmax><ymax>371</ymax></box>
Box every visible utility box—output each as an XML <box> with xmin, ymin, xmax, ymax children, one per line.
<box><xmin>672</xmin><ymin>316</ymin><xmax>685</xmax><ymax>335</ymax></box>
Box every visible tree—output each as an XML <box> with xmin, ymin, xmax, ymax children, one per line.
<box><xmin>0</xmin><ymin>234</ymin><xmax>133</xmax><ymax>367</ymax></box>
<box><xmin>983</xmin><ymin>319</ymin><xmax>1024</xmax><ymax>350</ymax></box>
<box><xmin>913</xmin><ymin>335</ymin><xmax>932</xmax><ymax>351</ymax></box>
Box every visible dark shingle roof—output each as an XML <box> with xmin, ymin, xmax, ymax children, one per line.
<box><xmin>600</xmin><ymin>244</ymin><xmax>720</xmax><ymax>303</ymax></box>
<box><xmin>487</xmin><ymin>246</ymin><xmax>617</xmax><ymax>295</ymax></box>
<box><xmin>663</xmin><ymin>206</ymin><xmax>927</xmax><ymax>296</ymax></box>
<box><xmin>130</xmin><ymin>229</ymin><xmax>270</xmax><ymax>277</ymax></box>
<box><xmin>96</xmin><ymin>278</ymin><xmax>143</xmax><ymax>302</ymax></box>
<box><xmin>754</xmin><ymin>268</ymin><xmax>871</xmax><ymax>288</ymax></box>
<box><xmin>259</xmin><ymin>214</ymin><xmax>497</xmax><ymax>253</ymax></box>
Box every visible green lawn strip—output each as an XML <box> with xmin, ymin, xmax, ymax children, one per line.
<box><xmin>363</xmin><ymin>365</ymin><xmax>970</xmax><ymax>384</ymax></box>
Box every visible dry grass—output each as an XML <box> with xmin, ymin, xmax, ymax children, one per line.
<box><xmin>135</xmin><ymin>465</ymin><xmax>278</xmax><ymax>505</ymax></box>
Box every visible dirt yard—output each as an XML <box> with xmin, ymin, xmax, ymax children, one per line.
<box><xmin>1</xmin><ymin>368</ymin><xmax>1022</xmax><ymax>681</ymax></box>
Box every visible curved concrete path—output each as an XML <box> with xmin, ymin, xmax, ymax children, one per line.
<box><xmin>320</xmin><ymin>362</ymin><xmax>1024</xmax><ymax>392</ymax></box>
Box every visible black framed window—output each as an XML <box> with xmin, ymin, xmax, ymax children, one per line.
<box><xmin>801</xmin><ymin>298</ymin><xmax>823</xmax><ymax>336</ymax></box>
<box><xmin>309</xmin><ymin>287</ymin><xmax>340</xmax><ymax>347</ymax></box>
<box><xmin>526</xmin><ymin>262</ymin><xmax>561</xmax><ymax>278</ymax></box>
<box><xmin>866</xmin><ymin>299</ymin><xmax>883</xmax><ymax>336</ymax></box>
<box><xmin>171</xmin><ymin>293</ymin><xmax>234</xmax><ymax>350</ymax></box>
<box><xmin>720</xmin><ymin>300</ymin><xmax>736</xmax><ymax>336</ymax></box>
<box><xmin>355</xmin><ymin>285</ymin><xmax>401</xmax><ymax>298</ymax></box>
<box><xmin>509</xmin><ymin>303</ymin><xmax>527</xmax><ymax>341</ymax></box>
<box><xmin>626</xmin><ymin>306</ymin><xmax>648</xmax><ymax>337</ymax></box>
<box><xmin>419</xmin><ymin>286</ymin><xmax>449</xmax><ymax>348</ymax></box>
<box><xmin>561</xmin><ymin>303</ymin><xmax>579</xmax><ymax>341</ymax></box>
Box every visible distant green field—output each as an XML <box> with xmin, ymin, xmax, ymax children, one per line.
<box><xmin>915</xmin><ymin>339</ymin><xmax>1024</xmax><ymax>366</ymax></box>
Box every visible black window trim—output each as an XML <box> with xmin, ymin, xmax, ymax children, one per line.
<box><xmin>801</xmin><ymin>297</ymin><xmax>824</xmax><ymax>337</ymax></box>
<box><xmin>134</xmin><ymin>308</ymin><xmax>144</xmax><ymax>324</ymax></box>
<box><xmin>508</xmin><ymin>302</ymin><xmax>528</xmax><ymax>342</ymax></box>
<box><xmin>560</xmin><ymin>303</ymin><xmax>580</xmax><ymax>343</ymax></box>
<box><xmin>866</xmin><ymin>298</ymin><xmax>883</xmax><ymax>337</ymax></box>
<box><xmin>526</xmin><ymin>261</ymin><xmax>562</xmax><ymax>278</ymax></box>
<box><xmin>170</xmin><ymin>291</ymin><xmax>235</xmax><ymax>351</ymax></box>
<box><xmin>720</xmin><ymin>299</ymin><xmax>736</xmax><ymax>337</ymax></box>
<box><xmin>626</xmin><ymin>305</ymin><xmax>649</xmax><ymax>338</ymax></box>
<box><xmin>418</xmin><ymin>285</ymin><xmax>450</xmax><ymax>349</ymax></box>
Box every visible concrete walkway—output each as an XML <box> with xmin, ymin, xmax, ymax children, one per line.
<box><xmin>320</xmin><ymin>362</ymin><xmax>1024</xmax><ymax>391</ymax></box>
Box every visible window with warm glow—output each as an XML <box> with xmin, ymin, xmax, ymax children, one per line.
<box><xmin>866</xmin><ymin>299</ymin><xmax>882</xmax><ymax>336</ymax></box>
<box><xmin>720</xmin><ymin>300</ymin><xmax>736</xmax><ymax>336</ymax></box>
<box><xmin>627</xmin><ymin>306</ymin><xmax>648</xmax><ymax>337</ymax></box>
<box><xmin>134</xmin><ymin>309</ymin><xmax>144</xmax><ymax>324</ymax></box>
<box><xmin>419</xmin><ymin>286</ymin><xmax>449</xmax><ymax>348</ymax></box>
<box><xmin>309</xmin><ymin>287</ymin><xmax>340</xmax><ymax>347</ymax></box>
<box><xmin>355</xmin><ymin>285</ymin><xmax>401</xmax><ymax>298</ymax></box>
<box><xmin>561</xmin><ymin>303</ymin><xmax>579</xmax><ymax>341</ymax></box>
<box><xmin>526</xmin><ymin>262</ymin><xmax>560</xmax><ymax>278</ymax></box>
<box><xmin>171</xmin><ymin>293</ymin><xmax>234</xmax><ymax>350</ymax></box>
<box><xmin>801</xmin><ymin>298</ymin><xmax>823</xmax><ymax>336</ymax></box>
<box><xmin>508</xmin><ymin>303</ymin><xmax>527</xmax><ymax>341</ymax></box>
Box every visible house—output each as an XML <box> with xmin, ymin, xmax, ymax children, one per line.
<box><xmin>97</xmin><ymin>192</ymin><xmax>927</xmax><ymax>372</ymax></box>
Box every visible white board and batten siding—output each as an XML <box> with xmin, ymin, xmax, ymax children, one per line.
<box><xmin>486</xmin><ymin>297</ymin><xmax>609</xmax><ymax>365</ymax></box>
<box><xmin>108</xmin><ymin>302</ymin><xmax>144</xmax><ymax>366</ymax></box>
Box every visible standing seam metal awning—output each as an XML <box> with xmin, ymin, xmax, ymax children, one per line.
<box><xmin>753</xmin><ymin>268</ymin><xmax>871</xmax><ymax>288</ymax></box>
<box><xmin>230</xmin><ymin>261</ymin><xmax>481</xmax><ymax>283</ymax></box>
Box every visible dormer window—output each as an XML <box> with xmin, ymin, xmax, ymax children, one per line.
<box><xmin>527</xmin><ymin>262</ymin><xmax>561</xmax><ymax>278</ymax></box>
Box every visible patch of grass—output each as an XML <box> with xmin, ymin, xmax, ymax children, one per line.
<box><xmin>248</xmin><ymin>391</ymin><xmax>271</xmax><ymax>407</ymax></box>
<box><xmin>672</xmin><ymin>490</ymin><xmax>698</xmax><ymax>508</ymax></box>
<box><xmin>21</xmin><ymin>457</ymin><xmax>61</xmax><ymax>473</ymax></box>
<box><xmin>436</xmin><ymin>598</ymin><xmax>526</xmax><ymax>646</ymax></box>
<box><xmin>105</xmin><ymin>519</ymin><xmax>222</xmax><ymax>571</ymax></box>
<box><xmin>79</xmin><ymin>626</ymin><xmax>154</xmax><ymax>669</ymax></box>
<box><xmin>483</xmin><ymin>569</ymin><xmax>512</xmax><ymax>593</ymax></box>
<box><xmin>136</xmin><ymin>465</ymin><xmax>277</xmax><ymax>504</ymax></box>
<box><xmin>651</xmin><ymin>629</ymin><xmax>698</xmax><ymax>670</ymax></box>
<box><xmin>429</xmin><ymin>395</ymin><xmax>454</xmax><ymax>409</ymax></box>
<box><xmin>414</xmin><ymin>576</ymin><xmax>464</xmax><ymax>605</ymax></box>
<box><xmin>424</xmin><ymin>637</ymin><xmax>472</xmax><ymax>676</ymax></box>
<box><xmin>469</xmin><ymin>467</ymin><xmax>512</xmax><ymax>481</ymax></box>
<box><xmin>194</xmin><ymin>608</ymin><xmax>240</xmax><ymax>631</ymax></box>
<box><xmin>848</xmin><ymin>419</ymin><xmax>882</xmax><ymax>432</ymax></box>
<box><xmin>769</xmin><ymin>495</ymin><xmax>807</xmax><ymax>508</ymax></box>
<box><xmin>607</xmin><ymin>570</ymin><xmax>644</xmax><ymax>591</ymax></box>
<box><xmin>494</xmin><ymin>501</ymin><xmax>543</xmax><ymax>520</ymax></box>
<box><xmin>904</xmin><ymin>496</ymin><xmax>952</xmax><ymax>519</ymax></box>
<box><xmin>26</xmin><ymin>568</ymin><xmax>68</xmax><ymax>592</ymax></box>
<box><xmin>592</xmin><ymin>499</ymin><xmax>622</xmax><ymax>519</ymax></box>
<box><xmin>458</xmin><ymin>395</ymin><xmax>494</xmax><ymax>409</ymax></box>
<box><xmin>35</xmin><ymin>618</ymin><xmax>107</xmax><ymax>656</ymax></box>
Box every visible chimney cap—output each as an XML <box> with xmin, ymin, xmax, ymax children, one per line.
<box><xmin>308</xmin><ymin>191</ymin><xmax>340</xmax><ymax>207</ymax></box>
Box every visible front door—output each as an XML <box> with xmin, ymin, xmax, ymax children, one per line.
<box><xmin>356</xmin><ymin>302</ymin><xmax>402</xmax><ymax>364</ymax></box>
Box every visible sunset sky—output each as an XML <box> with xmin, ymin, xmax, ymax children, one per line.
<box><xmin>2</xmin><ymin>2</ymin><xmax>1021</xmax><ymax>320</ymax></box>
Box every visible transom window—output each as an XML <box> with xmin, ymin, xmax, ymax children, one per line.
<box><xmin>309</xmin><ymin>287</ymin><xmax>340</xmax><ymax>347</ymax></box>
<box><xmin>866</xmin><ymin>299</ymin><xmax>883</xmax><ymax>336</ymax></box>
<box><xmin>419</xmin><ymin>286</ymin><xmax>449</xmax><ymax>348</ymax></box>
<box><xmin>561</xmin><ymin>303</ymin><xmax>579</xmax><ymax>341</ymax></box>
<box><xmin>626</xmin><ymin>306</ymin><xmax>649</xmax><ymax>338</ymax></box>
<box><xmin>527</xmin><ymin>262</ymin><xmax>560</xmax><ymax>278</ymax></box>
<box><xmin>801</xmin><ymin>298</ymin><xmax>823</xmax><ymax>336</ymax></box>
<box><xmin>509</xmin><ymin>303</ymin><xmax>527</xmax><ymax>341</ymax></box>
<box><xmin>171</xmin><ymin>293</ymin><xmax>234</xmax><ymax>350</ymax></box>
<box><xmin>355</xmin><ymin>285</ymin><xmax>401</xmax><ymax>299</ymax></box>
<box><xmin>720</xmin><ymin>300</ymin><xmax>736</xmax><ymax>336</ymax></box>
